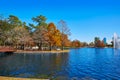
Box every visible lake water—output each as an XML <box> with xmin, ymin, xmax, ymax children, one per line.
<box><xmin>0</xmin><ymin>48</ymin><xmax>120</xmax><ymax>79</ymax></box>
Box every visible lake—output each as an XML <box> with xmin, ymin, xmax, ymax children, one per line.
<box><xmin>0</xmin><ymin>48</ymin><xmax>120</xmax><ymax>79</ymax></box>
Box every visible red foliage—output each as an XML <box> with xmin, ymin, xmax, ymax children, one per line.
<box><xmin>96</xmin><ymin>40</ymin><xmax>105</xmax><ymax>47</ymax></box>
<box><xmin>72</xmin><ymin>40</ymin><xmax>81</xmax><ymax>48</ymax></box>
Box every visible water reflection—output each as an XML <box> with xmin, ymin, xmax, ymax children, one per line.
<box><xmin>1</xmin><ymin>48</ymin><xmax>120</xmax><ymax>79</ymax></box>
<box><xmin>0</xmin><ymin>52</ymin><xmax>69</xmax><ymax>78</ymax></box>
<box><xmin>113</xmin><ymin>48</ymin><xmax>120</xmax><ymax>56</ymax></box>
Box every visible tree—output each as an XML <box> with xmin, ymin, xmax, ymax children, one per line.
<box><xmin>30</xmin><ymin>15</ymin><xmax>47</xmax><ymax>29</ymax></box>
<box><xmin>6</xmin><ymin>27</ymin><xmax>32</xmax><ymax>49</ymax></box>
<box><xmin>46</xmin><ymin>23</ymin><xmax>61</xmax><ymax>50</ymax></box>
<box><xmin>0</xmin><ymin>15</ymin><xmax>12</xmax><ymax>45</ymax></box>
<box><xmin>58</xmin><ymin>20</ymin><xmax>71</xmax><ymax>50</ymax></box>
<box><xmin>111</xmin><ymin>41</ymin><xmax>113</xmax><ymax>47</ymax></box>
<box><xmin>32</xmin><ymin>15</ymin><xmax>47</xmax><ymax>26</ymax></box>
<box><xmin>94</xmin><ymin>37</ymin><xmax>100</xmax><ymax>47</ymax></box>
<box><xmin>0</xmin><ymin>14</ymin><xmax>74</xmax><ymax>51</ymax></box>
<box><xmin>72</xmin><ymin>40</ymin><xmax>81</xmax><ymax>48</ymax></box>
<box><xmin>30</xmin><ymin>15</ymin><xmax>47</xmax><ymax>50</ymax></box>
<box><xmin>53</xmin><ymin>29</ymin><xmax>61</xmax><ymax>47</ymax></box>
<box><xmin>32</xmin><ymin>26</ymin><xmax>47</xmax><ymax>50</ymax></box>
<box><xmin>8</xmin><ymin>15</ymin><xmax>22</xmax><ymax>28</ymax></box>
<box><xmin>22</xmin><ymin>22</ymin><xmax>31</xmax><ymax>32</ymax></box>
<box><xmin>81</xmin><ymin>42</ymin><xmax>88</xmax><ymax>47</ymax></box>
<box><xmin>100</xmin><ymin>41</ymin><xmax>105</xmax><ymax>47</ymax></box>
<box><xmin>95</xmin><ymin>40</ymin><xmax>105</xmax><ymax>47</ymax></box>
<box><xmin>89</xmin><ymin>42</ymin><xmax>94</xmax><ymax>47</ymax></box>
<box><xmin>62</xmin><ymin>34</ymin><xmax>71</xmax><ymax>47</ymax></box>
<box><xmin>0</xmin><ymin>15</ymin><xmax>32</xmax><ymax>47</ymax></box>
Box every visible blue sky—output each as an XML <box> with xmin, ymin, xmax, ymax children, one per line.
<box><xmin>0</xmin><ymin>0</ymin><xmax>120</xmax><ymax>43</ymax></box>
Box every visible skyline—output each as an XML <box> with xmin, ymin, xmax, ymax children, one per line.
<box><xmin>0</xmin><ymin>0</ymin><xmax>120</xmax><ymax>43</ymax></box>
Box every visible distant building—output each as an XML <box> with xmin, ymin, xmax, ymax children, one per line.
<box><xmin>103</xmin><ymin>37</ymin><xmax>107</xmax><ymax>45</ymax></box>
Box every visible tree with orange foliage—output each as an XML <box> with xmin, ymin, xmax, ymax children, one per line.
<box><xmin>96</xmin><ymin>40</ymin><xmax>105</xmax><ymax>47</ymax></box>
<box><xmin>46</xmin><ymin>23</ymin><xmax>61</xmax><ymax>50</ymax></box>
<box><xmin>61</xmin><ymin>34</ymin><xmax>71</xmax><ymax>47</ymax></box>
<box><xmin>54</xmin><ymin>29</ymin><xmax>62</xmax><ymax>47</ymax></box>
<box><xmin>72</xmin><ymin>40</ymin><xmax>81</xmax><ymax>48</ymax></box>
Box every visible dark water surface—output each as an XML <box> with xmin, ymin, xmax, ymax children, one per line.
<box><xmin>0</xmin><ymin>48</ymin><xmax>120</xmax><ymax>79</ymax></box>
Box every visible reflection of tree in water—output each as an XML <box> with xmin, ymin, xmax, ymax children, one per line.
<box><xmin>35</xmin><ymin>53</ymin><xmax>69</xmax><ymax>79</ymax></box>
<box><xmin>0</xmin><ymin>53</ymin><xmax>69</xmax><ymax>78</ymax></box>
<box><xmin>95</xmin><ymin>48</ymin><xmax>106</xmax><ymax>54</ymax></box>
<box><xmin>40</xmin><ymin>53</ymin><xmax>69</xmax><ymax>72</ymax></box>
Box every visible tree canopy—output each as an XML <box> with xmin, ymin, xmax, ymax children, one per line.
<box><xmin>0</xmin><ymin>14</ymin><xmax>73</xmax><ymax>50</ymax></box>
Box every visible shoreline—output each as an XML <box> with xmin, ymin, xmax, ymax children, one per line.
<box><xmin>14</xmin><ymin>50</ymin><xmax>70</xmax><ymax>54</ymax></box>
<box><xmin>0</xmin><ymin>76</ymin><xmax>48</xmax><ymax>80</ymax></box>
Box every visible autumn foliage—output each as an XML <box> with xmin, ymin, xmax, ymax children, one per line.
<box><xmin>72</xmin><ymin>40</ymin><xmax>81</xmax><ymax>48</ymax></box>
<box><xmin>0</xmin><ymin>15</ymin><xmax>73</xmax><ymax>50</ymax></box>
<box><xmin>95</xmin><ymin>40</ymin><xmax>105</xmax><ymax>47</ymax></box>
<box><xmin>94</xmin><ymin>37</ymin><xmax>106</xmax><ymax>48</ymax></box>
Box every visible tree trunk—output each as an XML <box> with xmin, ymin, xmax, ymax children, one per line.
<box><xmin>61</xmin><ymin>42</ymin><xmax>64</xmax><ymax>50</ymax></box>
<box><xmin>38</xmin><ymin>42</ymin><xmax>42</xmax><ymax>50</ymax></box>
<box><xmin>49</xmin><ymin>43</ymin><xmax>52</xmax><ymax>51</ymax></box>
